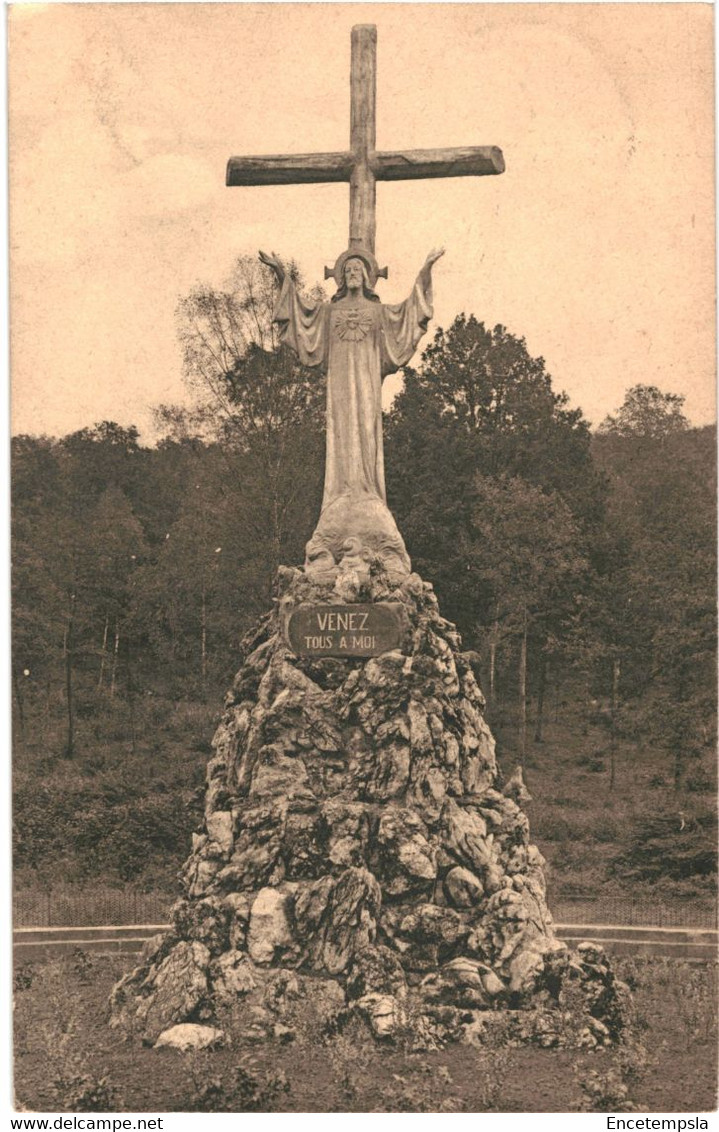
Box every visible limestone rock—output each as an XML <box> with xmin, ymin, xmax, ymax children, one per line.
<box><xmin>297</xmin><ymin>975</ymin><xmax>346</xmax><ymax>1026</ymax></box>
<box><xmin>250</xmin><ymin>750</ymin><xmax>308</xmax><ymax>798</ymax></box>
<box><xmin>356</xmin><ymin>993</ymin><xmax>405</xmax><ymax>1038</ymax></box>
<box><xmin>182</xmin><ymin>857</ymin><xmax>223</xmax><ymax>898</ymax></box>
<box><xmin>322</xmin><ymin>867</ymin><xmax>381</xmax><ymax>974</ymax></box>
<box><xmin>398</xmin><ymin>903</ymin><xmax>466</xmax><ymax>948</ymax></box>
<box><xmin>406</xmin><ymin>758</ymin><xmax>447</xmax><ymax>824</ymax></box>
<box><xmin>420</xmin><ymin>957</ymin><xmax>492</xmax><ymax>1010</ymax></box>
<box><xmin>172</xmin><ymin>897</ymin><xmax>233</xmax><ymax>957</ymax></box>
<box><xmin>573</xmin><ymin>942</ymin><xmax>627</xmax><ymax>1040</ymax></box>
<box><xmin>376</xmin><ymin>807</ymin><xmax>435</xmax><ymax>895</ymax></box>
<box><xmin>210</xmin><ymin>952</ymin><xmax>257</xmax><ymax>1002</ymax></box>
<box><xmin>367</xmin><ymin>741</ymin><xmax>411</xmax><ymax>800</ymax></box>
<box><xmin>129</xmin><ymin>941</ymin><xmax>210</xmax><ymax>1043</ymax></box>
<box><xmin>218</xmin><ymin>803</ymin><xmax>285</xmax><ymax>890</ymax></box>
<box><xmin>503</xmin><ymin>765</ymin><xmax>532</xmax><ymax>805</ymax></box>
<box><xmin>322</xmin><ymin>800</ymin><xmax>370</xmax><ymax>868</ymax></box>
<box><xmin>479</xmin><ymin>966</ymin><xmax>505</xmax><ymax>997</ymax></box>
<box><xmin>138</xmin><ymin>932</ymin><xmax>173</xmax><ymax>967</ymax></box>
<box><xmin>262</xmin><ymin>968</ymin><xmax>302</xmax><ymax>1013</ymax></box>
<box><xmin>440</xmin><ymin>798</ymin><xmax>503</xmax><ymax>893</ymax></box>
<box><xmin>222</xmin><ymin>892</ymin><xmax>251</xmax><ymax>950</ymax></box>
<box><xmin>346</xmin><ymin>945</ymin><xmax>407</xmax><ymax>1002</ymax></box>
<box><xmin>443</xmin><ymin>865</ymin><xmax>484</xmax><ymax>908</ymax></box>
<box><xmin>508</xmin><ymin>947</ymin><xmax>546</xmax><ymax>994</ymax></box>
<box><xmin>206</xmin><ymin>810</ymin><xmax>234</xmax><ymax>855</ymax></box>
<box><xmin>247</xmin><ymin>888</ymin><xmax>294</xmax><ymax>964</ymax></box>
<box><xmin>294</xmin><ymin>875</ymin><xmax>334</xmax><ymax>953</ymax></box>
<box><xmin>407</xmin><ymin>700</ymin><xmax>433</xmax><ymax>754</ymax></box>
<box><xmin>154</xmin><ymin>1023</ymin><xmax>224</xmax><ymax>1052</ymax></box>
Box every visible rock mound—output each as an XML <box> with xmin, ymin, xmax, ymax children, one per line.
<box><xmin>110</xmin><ymin>566</ymin><xmax>627</xmax><ymax>1047</ymax></box>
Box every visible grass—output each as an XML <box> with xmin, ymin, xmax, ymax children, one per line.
<box><xmin>13</xmin><ymin>691</ymin><xmax>215</xmax><ymax>893</ymax></box>
<box><xmin>491</xmin><ymin>706</ymin><xmax>717</xmax><ymax>914</ymax></box>
<box><xmin>12</xmin><ymin>952</ymin><xmax>718</xmax><ymax>1113</ymax></box>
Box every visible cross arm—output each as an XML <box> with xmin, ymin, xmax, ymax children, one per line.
<box><xmin>226</xmin><ymin>145</ymin><xmax>504</xmax><ymax>187</ymax></box>
<box><xmin>226</xmin><ymin>151</ymin><xmax>353</xmax><ymax>186</ymax></box>
<box><xmin>375</xmin><ymin>145</ymin><xmax>504</xmax><ymax>181</ymax></box>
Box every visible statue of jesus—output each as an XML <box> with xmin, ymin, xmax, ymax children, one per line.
<box><xmin>259</xmin><ymin>246</ymin><xmax>444</xmax><ymax>583</ymax></box>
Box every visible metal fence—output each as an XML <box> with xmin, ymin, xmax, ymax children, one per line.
<box><xmin>12</xmin><ymin>885</ymin><xmax>718</xmax><ymax>930</ymax></box>
<box><xmin>13</xmin><ymin>888</ymin><xmax>173</xmax><ymax>928</ymax></box>
<box><xmin>550</xmin><ymin>894</ymin><xmax>717</xmax><ymax>930</ymax></box>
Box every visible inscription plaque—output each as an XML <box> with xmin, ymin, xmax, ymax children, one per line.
<box><xmin>285</xmin><ymin>603</ymin><xmax>407</xmax><ymax>658</ymax></box>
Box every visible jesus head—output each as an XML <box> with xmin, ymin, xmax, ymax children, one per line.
<box><xmin>344</xmin><ymin>257</ymin><xmax>368</xmax><ymax>290</ymax></box>
<box><xmin>332</xmin><ymin>255</ymin><xmax>380</xmax><ymax>303</ymax></box>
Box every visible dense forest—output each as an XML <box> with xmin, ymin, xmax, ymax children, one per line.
<box><xmin>12</xmin><ymin>256</ymin><xmax>717</xmax><ymax>907</ymax></box>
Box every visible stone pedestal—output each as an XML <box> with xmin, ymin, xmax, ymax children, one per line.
<box><xmin>110</xmin><ymin>565</ymin><xmax>627</xmax><ymax>1049</ymax></box>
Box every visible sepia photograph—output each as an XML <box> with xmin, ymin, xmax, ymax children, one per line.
<box><xmin>9</xmin><ymin>2</ymin><xmax>717</xmax><ymax>1117</ymax></box>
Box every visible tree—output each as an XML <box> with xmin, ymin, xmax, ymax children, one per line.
<box><xmin>174</xmin><ymin>254</ymin><xmax>326</xmax><ymax>591</ymax></box>
<box><xmin>11</xmin><ymin>437</ymin><xmax>68</xmax><ymax>736</ymax></box>
<box><xmin>384</xmin><ymin>315</ymin><xmax>603</xmax><ymax>637</ymax></box>
<box><xmin>414</xmin><ymin>316</ymin><xmax>598</xmax><ymax>511</ymax></box>
<box><xmin>175</xmin><ymin>255</ymin><xmax>325</xmax><ymax>447</ymax></box>
<box><xmin>177</xmin><ymin>254</ymin><xmax>284</xmax><ymax>390</ymax></box>
<box><xmin>598</xmin><ymin>384</ymin><xmax>689</xmax><ymax>439</ymax></box>
<box><xmin>59</xmin><ymin>422</ymin><xmax>143</xmax><ymax>511</ymax></box>
<box><xmin>468</xmin><ymin>474</ymin><xmax>588</xmax><ymax>761</ymax></box>
<box><xmin>12</xmin><ymin>430</ymin><xmax>158</xmax><ymax>755</ymax></box>
<box><xmin>130</xmin><ymin>453</ymin><xmax>256</xmax><ymax>691</ymax></box>
<box><xmin>591</xmin><ymin>416</ymin><xmax>716</xmax><ymax>790</ymax></box>
<box><xmin>85</xmin><ymin>486</ymin><xmax>149</xmax><ymax>697</ymax></box>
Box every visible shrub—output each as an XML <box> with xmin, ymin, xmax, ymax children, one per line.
<box><xmin>53</xmin><ymin>1073</ymin><xmax>121</xmax><ymax>1113</ymax></box>
<box><xmin>13</xmin><ymin>964</ymin><xmax>36</xmax><ymax>993</ymax></box>
<box><xmin>70</xmin><ymin>948</ymin><xmax>95</xmax><ymax>984</ymax></box>
<box><xmin>184</xmin><ymin>1054</ymin><xmax>290</xmax><ymax>1113</ymax></box>
<box><xmin>26</xmin><ymin>961</ymin><xmax>124</xmax><ymax>1112</ymax></box>
<box><xmin>325</xmin><ymin>1021</ymin><xmax>375</xmax><ymax>1107</ymax></box>
<box><xmin>377</xmin><ymin>1064</ymin><xmax>465</xmax><ymax>1113</ymax></box>
<box><xmin>575</xmin><ymin>1063</ymin><xmax>635</xmax><ymax>1113</ymax></box>
<box><xmin>575</xmin><ymin>1035</ymin><xmax>650</xmax><ymax>1113</ymax></box>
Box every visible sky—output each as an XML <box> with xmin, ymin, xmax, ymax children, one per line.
<box><xmin>8</xmin><ymin>2</ymin><xmax>716</xmax><ymax>441</ymax></box>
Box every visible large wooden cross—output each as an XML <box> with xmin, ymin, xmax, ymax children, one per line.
<box><xmin>226</xmin><ymin>24</ymin><xmax>504</xmax><ymax>256</ymax></box>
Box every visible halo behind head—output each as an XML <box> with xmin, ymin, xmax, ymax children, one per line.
<box><xmin>325</xmin><ymin>246</ymin><xmax>388</xmax><ymax>288</ymax></box>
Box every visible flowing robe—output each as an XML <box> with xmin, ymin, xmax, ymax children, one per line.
<box><xmin>274</xmin><ymin>273</ymin><xmax>433</xmax><ymax>572</ymax></box>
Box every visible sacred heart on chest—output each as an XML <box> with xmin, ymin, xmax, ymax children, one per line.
<box><xmin>334</xmin><ymin>306</ymin><xmax>374</xmax><ymax>342</ymax></box>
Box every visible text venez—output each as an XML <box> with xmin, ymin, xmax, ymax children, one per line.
<box><xmin>315</xmin><ymin>611</ymin><xmax>369</xmax><ymax>632</ymax></box>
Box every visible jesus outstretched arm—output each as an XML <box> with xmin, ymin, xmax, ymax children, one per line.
<box><xmin>261</xmin><ymin>252</ymin><xmax>330</xmax><ymax>370</ymax></box>
<box><xmin>379</xmin><ymin>247</ymin><xmax>445</xmax><ymax>377</ymax></box>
